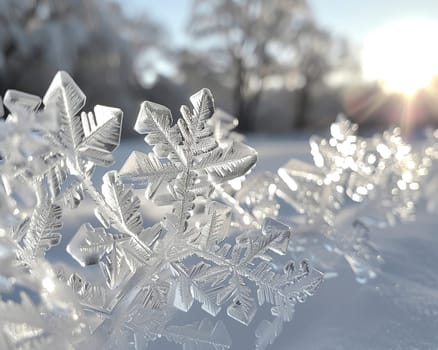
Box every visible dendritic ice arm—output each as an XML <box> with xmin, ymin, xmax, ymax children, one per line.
<box><xmin>119</xmin><ymin>88</ymin><xmax>257</xmax><ymax>236</ymax></box>
<box><xmin>183</xmin><ymin>215</ymin><xmax>323</xmax><ymax>335</ymax></box>
<box><xmin>17</xmin><ymin>199</ymin><xmax>62</xmax><ymax>263</ymax></box>
<box><xmin>43</xmin><ymin>72</ymin><xmax>123</xmax><ymax>167</ymax></box>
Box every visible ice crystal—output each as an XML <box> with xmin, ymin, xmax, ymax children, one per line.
<box><xmin>0</xmin><ymin>71</ymin><xmax>436</xmax><ymax>349</ymax></box>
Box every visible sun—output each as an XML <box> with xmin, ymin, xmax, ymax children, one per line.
<box><xmin>362</xmin><ymin>19</ymin><xmax>438</xmax><ymax>96</ymax></box>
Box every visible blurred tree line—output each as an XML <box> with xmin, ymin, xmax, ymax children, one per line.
<box><xmin>188</xmin><ymin>0</ymin><xmax>357</xmax><ymax>132</ymax></box>
<box><xmin>0</xmin><ymin>0</ymin><xmax>435</xmax><ymax>136</ymax></box>
<box><xmin>0</xmin><ymin>0</ymin><xmax>168</xmax><ymax>135</ymax></box>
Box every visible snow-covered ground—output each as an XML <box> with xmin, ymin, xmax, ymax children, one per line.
<box><xmin>49</xmin><ymin>137</ymin><xmax>438</xmax><ymax>350</ymax></box>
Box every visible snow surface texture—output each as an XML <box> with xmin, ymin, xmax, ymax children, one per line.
<box><xmin>0</xmin><ymin>71</ymin><xmax>437</xmax><ymax>349</ymax></box>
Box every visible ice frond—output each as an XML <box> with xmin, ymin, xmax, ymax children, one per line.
<box><xmin>78</xmin><ymin>105</ymin><xmax>123</xmax><ymax>166</ymax></box>
<box><xmin>19</xmin><ymin>200</ymin><xmax>62</xmax><ymax>261</ymax></box>
<box><xmin>43</xmin><ymin>71</ymin><xmax>87</xmax><ymax>151</ymax></box>
<box><xmin>120</xmin><ymin>88</ymin><xmax>257</xmax><ymax>237</ymax></box>
<box><xmin>98</xmin><ymin>171</ymin><xmax>144</xmax><ymax>235</ymax></box>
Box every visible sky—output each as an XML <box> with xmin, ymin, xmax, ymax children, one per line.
<box><xmin>117</xmin><ymin>0</ymin><xmax>438</xmax><ymax>47</ymax></box>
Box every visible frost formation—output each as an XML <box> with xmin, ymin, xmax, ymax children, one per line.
<box><xmin>0</xmin><ymin>72</ymin><xmax>323</xmax><ymax>350</ymax></box>
<box><xmin>0</xmin><ymin>71</ymin><xmax>436</xmax><ymax>349</ymax></box>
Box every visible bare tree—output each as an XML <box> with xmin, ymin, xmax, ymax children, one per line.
<box><xmin>292</xmin><ymin>24</ymin><xmax>332</xmax><ymax>129</ymax></box>
<box><xmin>188</xmin><ymin>0</ymin><xmax>312</xmax><ymax>132</ymax></box>
<box><xmin>292</xmin><ymin>26</ymin><xmax>360</xmax><ymax>129</ymax></box>
<box><xmin>0</xmin><ymin>0</ymin><xmax>167</xmax><ymax>135</ymax></box>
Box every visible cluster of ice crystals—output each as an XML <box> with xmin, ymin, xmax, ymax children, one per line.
<box><xmin>0</xmin><ymin>71</ymin><xmax>436</xmax><ymax>349</ymax></box>
<box><xmin>281</xmin><ymin>117</ymin><xmax>434</xmax><ymax>282</ymax></box>
<box><xmin>0</xmin><ymin>72</ymin><xmax>325</xmax><ymax>350</ymax></box>
<box><xmin>278</xmin><ymin>116</ymin><xmax>430</xmax><ymax>227</ymax></box>
<box><xmin>215</xmin><ymin>115</ymin><xmax>435</xmax><ymax>284</ymax></box>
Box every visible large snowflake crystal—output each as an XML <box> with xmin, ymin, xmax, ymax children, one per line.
<box><xmin>0</xmin><ymin>72</ymin><xmax>323</xmax><ymax>350</ymax></box>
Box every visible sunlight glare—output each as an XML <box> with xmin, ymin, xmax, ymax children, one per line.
<box><xmin>362</xmin><ymin>20</ymin><xmax>438</xmax><ymax>95</ymax></box>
